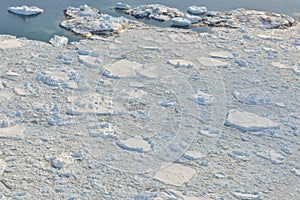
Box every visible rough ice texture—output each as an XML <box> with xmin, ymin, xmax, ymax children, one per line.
<box><xmin>60</xmin><ymin>5</ymin><xmax>135</xmax><ymax>37</ymax></box>
<box><xmin>226</xmin><ymin>109</ymin><xmax>279</xmax><ymax>131</ymax></box>
<box><xmin>124</xmin><ymin>4</ymin><xmax>184</xmax><ymax>21</ymax></box>
<box><xmin>7</xmin><ymin>5</ymin><xmax>43</xmax><ymax>16</ymax></box>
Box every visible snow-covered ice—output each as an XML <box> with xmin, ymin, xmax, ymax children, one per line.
<box><xmin>226</xmin><ymin>109</ymin><xmax>279</xmax><ymax>131</ymax></box>
<box><xmin>171</xmin><ymin>17</ymin><xmax>192</xmax><ymax>27</ymax></box>
<box><xmin>187</xmin><ymin>5</ymin><xmax>208</xmax><ymax>15</ymax></box>
<box><xmin>154</xmin><ymin>164</ymin><xmax>196</xmax><ymax>186</ymax></box>
<box><xmin>117</xmin><ymin>136</ymin><xmax>152</xmax><ymax>153</ymax></box>
<box><xmin>124</xmin><ymin>4</ymin><xmax>184</xmax><ymax>21</ymax></box>
<box><xmin>7</xmin><ymin>5</ymin><xmax>43</xmax><ymax>16</ymax></box>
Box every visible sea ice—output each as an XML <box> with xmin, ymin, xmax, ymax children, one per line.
<box><xmin>270</xmin><ymin>62</ymin><xmax>290</xmax><ymax>69</ymax></box>
<box><xmin>198</xmin><ymin>57</ymin><xmax>228</xmax><ymax>67</ymax></box>
<box><xmin>0</xmin><ymin>38</ymin><xmax>23</xmax><ymax>49</ymax></box>
<box><xmin>167</xmin><ymin>59</ymin><xmax>193</xmax><ymax>68</ymax></box>
<box><xmin>104</xmin><ymin>59</ymin><xmax>143</xmax><ymax>78</ymax></box>
<box><xmin>226</xmin><ymin>109</ymin><xmax>279</xmax><ymax>131</ymax></box>
<box><xmin>184</xmin><ymin>14</ymin><xmax>202</xmax><ymax>24</ymax></box>
<box><xmin>117</xmin><ymin>136</ymin><xmax>152</xmax><ymax>153</ymax></box>
<box><xmin>7</xmin><ymin>5</ymin><xmax>44</xmax><ymax>16</ymax></box>
<box><xmin>192</xmin><ymin>91</ymin><xmax>214</xmax><ymax>106</ymax></box>
<box><xmin>229</xmin><ymin>150</ymin><xmax>251</xmax><ymax>161</ymax></box>
<box><xmin>210</xmin><ymin>51</ymin><xmax>234</xmax><ymax>59</ymax></box>
<box><xmin>187</xmin><ymin>5</ymin><xmax>208</xmax><ymax>15</ymax></box>
<box><xmin>115</xmin><ymin>2</ymin><xmax>131</xmax><ymax>10</ymax></box>
<box><xmin>61</xmin><ymin>5</ymin><xmax>131</xmax><ymax>37</ymax></box>
<box><xmin>0</xmin><ymin>159</ymin><xmax>5</xmax><ymax>175</ymax></box>
<box><xmin>291</xmin><ymin>167</ymin><xmax>300</xmax><ymax>177</ymax></box>
<box><xmin>125</xmin><ymin>4</ymin><xmax>184</xmax><ymax>21</ymax></box>
<box><xmin>232</xmin><ymin>190</ymin><xmax>261</xmax><ymax>200</ymax></box>
<box><xmin>184</xmin><ymin>151</ymin><xmax>205</xmax><ymax>160</ymax></box>
<box><xmin>49</xmin><ymin>35</ymin><xmax>68</xmax><ymax>47</ymax></box>
<box><xmin>154</xmin><ymin>163</ymin><xmax>195</xmax><ymax>186</ymax></box>
<box><xmin>171</xmin><ymin>17</ymin><xmax>192</xmax><ymax>27</ymax></box>
<box><xmin>0</xmin><ymin>124</ymin><xmax>25</xmax><ymax>139</ymax></box>
<box><xmin>78</xmin><ymin>54</ymin><xmax>101</xmax><ymax>68</ymax></box>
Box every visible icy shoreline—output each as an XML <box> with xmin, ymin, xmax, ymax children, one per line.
<box><xmin>0</xmin><ymin>5</ymin><xmax>300</xmax><ymax>200</ymax></box>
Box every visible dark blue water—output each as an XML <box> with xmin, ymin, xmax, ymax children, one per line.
<box><xmin>1</xmin><ymin>0</ymin><xmax>299</xmax><ymax>42</ymax></box>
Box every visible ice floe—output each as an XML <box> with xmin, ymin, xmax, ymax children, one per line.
<box><xmin>0</xmin><ymin>124</ymin><xmax>25</xmax><ymax>139</ymax></box>
<box><xmin>49</xmin><ymin>35</ymin><xmax>68</xmax><ymax>47</ymax></box>
<box><xmin>124</xmin><ymin>4</ymin><xmax>184</xmax><ymax>21</ymax></box>
<box><xmin>0</xmin><ymin>37</ymin><xmax>23</xmax><ymax>49</ymax></box>
<box><xmin>7</xmin><ymin>5</ymin><xmax>44</xmax><ymax>16</ymax></box>
<box><xmin>171</xmin><ymin>17</ymin><xmax>192</xmax><ymax>27</ymax></box>
<box><xmin>104</xmin><ymin>59</ymin><xmax>143</xmax><ymax>78</ymax></box>
<box><xmin>210</xmin><ymin>51</ymin><xmax>234</xmax><ymax>59</ymax></box>
<box><xmin>198</xmin><ymin>57</ymin><xmax>228</xmax><ymax>67</ymax></box>
<box><xmin>232</xmin><ymin>190</ymin><xmax>261</xmax><ymax>200</ymax></box>
<box><xmin>184</xmin><ymin>14</ymin><xmax>202</xmax><ymax>24</ymax></box>
<box><xmin>115</xmin><ymin>2</ymin><xmax>131</xmax><ymax>10</ymax></box>
<box><xmin>60</xmin><ymin>5</ymin><xmax>135</xmax><ymax>37</ymax></box>
<box><xmin>187</xmin><ymin>5</ymin><xmax>208</xmax><ymax>15</ymax></box>
<box><xmin>226</xmin><ymin>110</ymin><xmax>279</xmax><ymax>132</ymax></box>
<box><xmin>117</xmin><ymin>136</ymin><xmax>152</xmax><ymax>153</ymax></box>
<box><xmin>184</xmin><ymin>151</ymin><xmax>205</xmax><ymax>160</ymax></box>
<box><xmin>154</xmin><ymin>164</ymin><xmax>195</xmax><ymax>186</ymax></box>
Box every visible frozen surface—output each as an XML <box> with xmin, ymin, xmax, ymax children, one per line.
<box><xmin>0</xmin><ymin>4</ymin><xmax>299</xmax><ymax>199</ymax></box>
